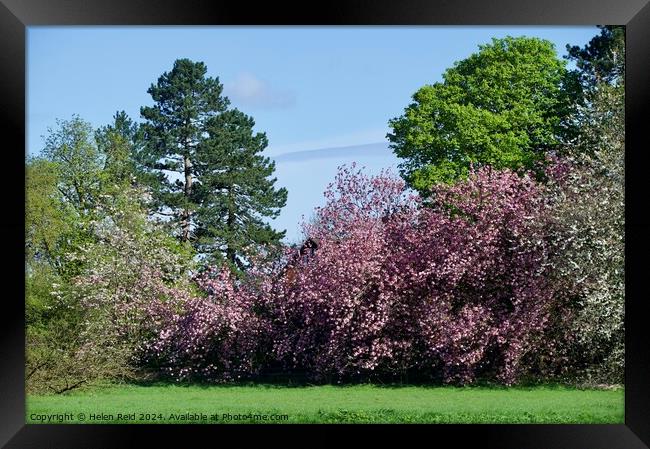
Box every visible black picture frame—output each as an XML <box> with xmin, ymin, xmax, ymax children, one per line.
<box><xmin>2</xmin><ymin>0</ymin><xmax>649</xmax><ymax>447</ymax></box>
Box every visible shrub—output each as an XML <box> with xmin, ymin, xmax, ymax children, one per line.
<box><xmin>140</xmin><ymin>268</ymin><xmax>269</xmax><ymax>381</ymax></box>
<box><xmin>53</xmin><ymin>163</ymin><xmax>621</xmax><ymax>387</ymax></box>
<box><xmin>265</xmin><ymin>165</ymin><xmax>569</xmax><ymax>384</ymax></box>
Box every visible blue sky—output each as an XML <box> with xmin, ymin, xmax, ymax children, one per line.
<box><xmin>27</xmin><ymin>26</ymin><xmax>599</xmax><ymax>242</ymax></box>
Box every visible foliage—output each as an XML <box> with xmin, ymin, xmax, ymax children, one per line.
<box><xmin>537</xmin><ymin>26</ymin><xmax>625</xmax><ymax>383</ymax></box>
<box><xmin>26</xmin><ymin>320</ymin><xmax>134</xmax><ymax>395</ymax></box>
<box><xmin>25</xmin><ymin>158</ymin><xmax>77</xmax><ymax>278</ymax></box>
<box><xmin>140</xmin><ymin>267</ymin><xmax>269</xmax><ymax>381</ymax></box>
<box><xmin>139</xmin><ymin>59</ymin><xmax>286</xmax><ymax>266</ymax></box>
<box><xmin>566</xmin><ymin>25</ymin><xmax>625</xmax><ymax>89</ymax></box>
<box><xmin>388</xmin><ymin>36</ymin><xmax>574</xmax><ymax>193</ymax></box>
<box><xmin>95</xmin><ymin>110</ymin><xmax>145</xmax><ymax>187</ymax></box>
<box><xmin>25</xmin><ymin>257</ymin><xmax>134</xmax><ymax>395</ymax></box>
<box><xmin>267</xmin><ymin>166</ymin><xmax>417</xmax><ymax>380</ymax></box>
<box><xmin>26</xmin><ymin>113</ymin><xmax>196</xmax><ymax>393</ymax></box>
<box><xmin>26</xmin><ymin>190</ymin><xmax>196</xmax><ymax>393</ymax></box>
<box><xmin>71</xmin><ymin>200</ymin><xmax>196</xmax><ymax>365</ymax></box>
<box><xmin>130</xmin><ymin>160</ymin><xmax>622</xmax><ymax>386</ymax></box>
<box><xmin>26</xmin><ymin>28</ymin><xmax>625</xmax><ymax>390</ymax></box>
<box><xmin>262</xmin><ymin>166</ymin><xmax>566</xmax><ymax>384</ymax></box>
<box><xmin>545</xmin><ymin>90</ymin><xmax>624</xmax><ymax>383</ymax></box>
<box><xmin>41</xmin><ymin>115</ymin><xmax>105</xmax><ymax>214</ymax></box>
<box><xmin>546</xmin><ymin>158</ymin><xmax>624</xmax><ymax>383</ymax></box>
<box><xmin>26</xmin><ymin>157</ymin><xmax>623</xmax><ymax>388</ymax></box>
<box><xmin>194</xmin><ymin>108</ymin><xmax>288</xmax><ymax>270</ymax></box>
<box><xmin>140</xmin><ymin>59</ymin><xmax>230</xmax><ymax>243</ymax></box>
<box><xmin>28</xmin><ymin>116</ymin><xmax>109</xmax><ymax>280</ymax></box>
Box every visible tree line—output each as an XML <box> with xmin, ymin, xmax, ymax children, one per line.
<box><xmin>26</xmin><ymin>26</ymin><xmax>624</xmax><ymax>393</ymax></box>
<box><xmin>27</xmin><ymin>59</ymin><xmax>287</xmax><ymax>280</ymax></box>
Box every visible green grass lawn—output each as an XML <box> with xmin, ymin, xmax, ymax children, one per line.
<box><xmin>27</xmin><ymin>383</ymin><xmax>624</xmax><ymax>424</ymax></box>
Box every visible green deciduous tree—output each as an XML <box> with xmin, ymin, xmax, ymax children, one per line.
<box><xmin>140</xmin><ymin>59</ymin><xmax>230</xmax><ymax>243</ymax></box>
<box><xmin>194</xmin><ymin>109</ymin><xmax>287</xmax><ymax>270</ymax></box>
<box><xmin>26</xmin><ymin>158</ymin><xmax>73</xmax><ymax>273</ymax></box>
<box><xmin>27</xmin><ymin>111</ymin><xmax>199</xmax><ymax>393</ymax></box>
<box><xmin>95</xmin><ymin>110</ymin><xmax>143</xmax><ymax>187</ymax></box>
<box><xmin>30</xmin><ymin>116</ymin><xmax>108</xmax><ymax>280</ymax></box>
<box><xmin>41</xmin><ymin>115</ymin><xmax>104</xmax><ymax>215</ymax></box>
<box><xmin>388</xmin><ymin>36</ymin><xmax>575</xmax><ymax>193</ymax></box>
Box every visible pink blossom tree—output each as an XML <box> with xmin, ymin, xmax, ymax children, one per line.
<box><xmin>266</xmin><ymin>165</ymin><xmax>569</xmax><ymax>384</ymax></box>
<box><xmin>139</xmin><ymin>266</ymin><xmax>274</xmax><ymax>381</ymax></box>
<box><xmin>103</xmin><ymin>164</ymin><xmax>595</xmax><ymax>385</ymax></box>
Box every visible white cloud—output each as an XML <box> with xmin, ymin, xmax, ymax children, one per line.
<box><xmin>225</xmin><ymin>72</ymin><xmax>295</xmax><ymax>109</ymax></box>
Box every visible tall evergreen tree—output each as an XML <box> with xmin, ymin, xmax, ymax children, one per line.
<box><xmin>194</xmin><ymin>109</ymin><xmax>287</xmax><ymax>269</ymax></box>
<box><xmin>566</xmin><ymin>25</ymin><xmax>625</xmax><ymax>89</ymax></box>
<box><xmin>563</xmin><ymin>26</ymin><xmax>625</xmax><ymax>157</ymax></box>
<box><xmin>140</xmin><ymin>59</ymin><xmax>229</xmax><ymax>242</ymax></box>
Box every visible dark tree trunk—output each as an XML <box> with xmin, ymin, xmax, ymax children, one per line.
<box><xmin>181</xmin><ymin>153</ymin><xmax>192</xmax><ymax>242</ymax></box>
<box><xmin>226</xmin><ymin>185</ymin><xmax>236</xmax><ymax>264</ymax></box>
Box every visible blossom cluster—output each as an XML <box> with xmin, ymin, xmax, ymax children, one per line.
<box><xmin>78</xmin><ymin>163</ymin><xmax>621</xmax><ymax>385</ymax></box>
<box><xmin>139</xmin><ymin>268</ymin><xmax>268</xmax><ymax>381</ymax></box>
<box><xmin>264</xmin><ymin>165</ymin><xmax>564</xmax><ymax>384</ymax></box>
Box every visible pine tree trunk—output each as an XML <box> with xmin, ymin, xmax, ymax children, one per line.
<box><xmin>226</xmin><ymin>185</ymin><xmax>236</xmax><ymax>265</ymax></box>
<box><xmin>181</xmin><ymin>153</ymin><xmax>192</xmax><ymax>242</ymax></box>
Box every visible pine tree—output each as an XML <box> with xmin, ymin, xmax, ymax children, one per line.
<box><xmin>140</xmin><ymin>59</ymin><xmax>229</xmax><ymax>242</ymax></box>
<box><xmin>194</xmin><ymin>109</ymin><xmax>287</xmax><ymax>269</ymax></box>
<box><xmin>566</xmin><ymin>25</ymin><xmax>625</xmax><ymax>89</ymax></box>
<box><xmin>563</xmin><ymin>26</ymin><xmax>625</xmax><ymax>157</ymax></box>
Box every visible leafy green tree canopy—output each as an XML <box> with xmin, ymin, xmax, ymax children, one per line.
<box><xmin>388</xmin><ymin>36</ymin><xmax>573</xmax><ymax>193</ymax></box>
<box><xmin>41</xmin><ymin>115</ymin><xmax>104</xmax><ymax>214</ymax></box>
<box><xmin>95</xmin><ymin>110</ymin><xmax>143</xmax><ymax>186</ymax></box>
<box><xmin>25</xmin><ymin>158</ymin><xmax>74</xmax><ymax>274</ymax></box>
<box><xmin>32</xmin><ymin>116</ymin><xmax>107</xmax><ymax>279</ymax></box>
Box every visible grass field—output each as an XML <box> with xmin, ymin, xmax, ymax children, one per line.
<box><xmin>27</xmin><ymin>383</ymin><xmax>624</xmax><ymax>424</ymax></box>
